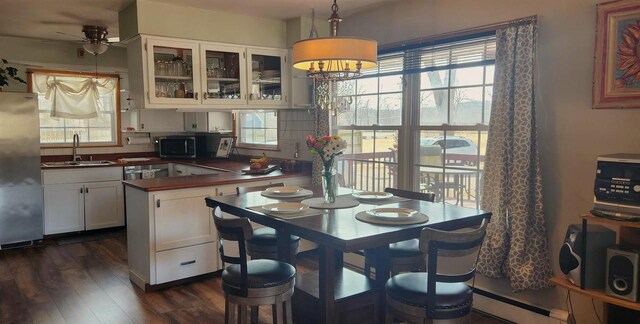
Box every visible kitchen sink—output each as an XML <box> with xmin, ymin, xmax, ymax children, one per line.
<box><xmin>42</xmin><ymin>160</ymin><xmax>116</xmax><ymax>167</ymax></box>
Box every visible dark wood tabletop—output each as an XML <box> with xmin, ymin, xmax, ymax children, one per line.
<box><xmin>205</xmin><ymin>187</ymin><xmax>490</xmax><ymax>252</ymax></box>
<box><xmin>205</xmin><ymin>186</ymin><xmax>491</xmax><ymax>324</ymax></box>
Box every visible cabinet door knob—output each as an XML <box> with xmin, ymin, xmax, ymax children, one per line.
<box><xmin>156</xmin><ymin>199</ymin><xmax>161</xmax><ymax>208</ymax></box>
<box><xmin>194</xmin><ymin>92</ymin><xmax>199</xmax><ymax>100</ymax></box>
<box><xmin>85</xmin><ymin>188</ymin><xmax>89</xmax><ymax>194</ymax></box>
<box><xmin>80</xmin><ymin>187</ymin><xmax>84</xmax><ymax>194</ymax></box>
<box><xmin>203</xmin><ymin>93</ymin><xmax>208</xmax><ymax>100</ymax></box>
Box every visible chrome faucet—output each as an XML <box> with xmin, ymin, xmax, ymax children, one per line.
<box><xmin>72</xmin><ymin>133</ymin><xmax>81</xmax><ymax>162</ymax></box>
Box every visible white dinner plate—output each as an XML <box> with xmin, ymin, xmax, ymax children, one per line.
<box><xmin>264</xmin><ymin>186</ymin><xmax>303</xmax><ymax>195</ymax></box>
<box><xmin>366</xmin><ymin>208</ymin><xmax>418</xmax><ymax>219</ymax></box>
<box><xmin>352</xmin><ymin>191</ymin><xmax>394</xmax><ymax>200</ymax></box>
<box><xmin>261</xmin><ymin>202</ymin><xmax>309</xmax><ymax>214</ymax></box>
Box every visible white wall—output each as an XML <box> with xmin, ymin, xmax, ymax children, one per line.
<box><xmin>343</xmin><ymin>0</ymin><xmax>640</xmax><ymax>323</ymax></box>
<box><xmin>121</xmin><ymin>0</ymin><xmax>287</xmax><ymax>48</ymax></box>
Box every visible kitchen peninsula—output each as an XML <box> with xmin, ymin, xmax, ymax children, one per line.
<box><xmin>122</xmin><ymin>160</ymin><xmax>310</xmax><ymax>290</ymax></box>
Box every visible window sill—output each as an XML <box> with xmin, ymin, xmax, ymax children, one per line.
<box><xmin>41</xmin><ymin>143</ymin><xmax>123</xmax><ymax>149</ymax></box>
<box><xmin>236</xmin><ymin>144</ymin><xmax>279</xmax><ymax>151</ymax></box>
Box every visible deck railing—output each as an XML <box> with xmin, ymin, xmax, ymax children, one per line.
<box><xmin>336</xmin><ymin>151</ymin><xmax>397</xmax><ymax>192</ymax></box>
<box><xmin>336</xmin><ymin>151</ymin><xmax>483</xmax><ymax>207</ymax></box>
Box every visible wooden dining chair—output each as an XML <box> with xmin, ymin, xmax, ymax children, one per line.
<box><xmin>385</xmin><ymin>219</ymin><xmax>488</xmax><ymax>324</ymax></box>
<box><xmin>212</xmin><ymin>206</ymin><xmax>296</xmax><ymax>324</ymax></box>
<box><xmin>236</xmin><ymin>183</ymin><xmax>301</xmax><ymax>263</ymax></box>
<box><xmin>363</xmin><ymin>188</ymin><xmax>436</xmax><ymax>280</ymax></box>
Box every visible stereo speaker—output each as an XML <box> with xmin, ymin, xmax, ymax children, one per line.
<box><xmin>559</xmin><ymin>224</ymin><xmax>615</xmax><ymax>289</ymax></box>
<box><xmin>606</xmin><ymin>247</ymin><xmax>639</xmax><ymax>302</ymax></box>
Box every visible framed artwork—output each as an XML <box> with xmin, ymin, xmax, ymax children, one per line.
<box><xmin>216</xmin><ymin>136</ymin><xmax>234</xmax><ymax>158</ymax></box>
<box><xmin>594</xmin><ymin>0</ymin><xmax>640</xmax><ymax>108</ymax></box>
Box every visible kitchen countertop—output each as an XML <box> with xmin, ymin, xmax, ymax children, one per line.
<box><xmin>41</xmin><ymin>156</ymin><xmax>310</xmax><ymax>192</ymax></box>
<box><xmin>122</xmin><ymin>168</ymin><xmax>307</xmax><ymax>192</ymax></box>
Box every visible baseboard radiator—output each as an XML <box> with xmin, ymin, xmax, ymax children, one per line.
<box><xmin>343</xmin><ymin>252</ymin><xmax>570</xmax><ymax>324</ymax></box>
<box><xmin>473</xmin><ymin>289</ymin><xmax>569</xmax><ymax>324</ymax></box>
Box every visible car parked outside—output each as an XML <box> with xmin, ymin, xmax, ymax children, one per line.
<box><xmin>420</xmin><ymin>136</ymin><xmax>478</xmax><ymax>155</ymax></box>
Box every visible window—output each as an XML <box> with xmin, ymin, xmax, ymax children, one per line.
<box><xmin>335</xmin><ymin>32</ymin><xmax>496</xmax><ymax>208</ymax></box>
<box><xmin>29</xmin><ymin>70</ymin><xmax>121</xmax><ymax>146</ymax></box>
<box><xmin>237</xmin><ymin>110</ymin><xmax>278</xmax><ymax>148</ymax></box>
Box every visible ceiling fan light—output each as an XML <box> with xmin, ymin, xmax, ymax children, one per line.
<box><xmin>83</xmin><ymin>43</ymin><xmax>108</xmax><ymax>55</ymax></box>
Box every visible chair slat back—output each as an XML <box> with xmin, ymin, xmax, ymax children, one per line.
<box><xmin>420</xmin><ymin>219</ymin><xmax>488</xmax><ymax>318</ymax></box>
<box><xmin>211</xmin><ymin>206</ymin><xmax>253</xmax><ymax>296</ymax></box>
<box><xmin>237</xmin><ymin>182</ymin><xmax>285</xmax><ymax>195</ymax></box>
<box><xmin>384</xmin><ymin>187</ymin><xmax>435</xmax><ymax>202</ymax></box>
<box><xmin>211</xmin><ymin>207</ymin><xmax>252</xmax><ymax>264</ymax></box>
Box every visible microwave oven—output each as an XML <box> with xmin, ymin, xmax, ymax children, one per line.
<box><xmin>159</xmin><ymin>136</ymin><xmax>196</xmax><ymax>158</ymax></box>
<box><xmin>158</xmin><ymin>135</ymin><xmax>224</xmax><ymax>159</ymax></box>
<box><xmin>594</xmin><ymin>153</ymin><xmax>640</xmax><ymax>215</ymax></box>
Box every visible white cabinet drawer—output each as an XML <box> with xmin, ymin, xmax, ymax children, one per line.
<box><xmin>154</xmin><ymin>190</ymin><xmax>216</xmax><ymax>251</ymax></box>
<box><xmin>43</xmin><ymin>167</ymin><xmax>122</xmax><ymax>184</ymax></box>
<box><xmin>155</xmin><ymin>242</ymin><xmax>219</xmax><ymax>284</ymax></box>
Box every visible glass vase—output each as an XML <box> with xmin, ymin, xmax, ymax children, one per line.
<box><xmin>322</xmin><ymin>165</ymin><xmax>337</xmax><ymax>204</ymax></box>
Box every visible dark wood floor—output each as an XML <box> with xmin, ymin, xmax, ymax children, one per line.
<box><xmin>0</xmin><ymin>231</ymin><xmax>507</xmax><ymax>323</ymax></box>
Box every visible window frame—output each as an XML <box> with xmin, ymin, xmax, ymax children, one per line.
<box><xmin>28</xmin><ymin>69</ymin><xmax>122</xmax><ymax>148</ymax></box>
<box><xmin>334</xmin><ymin>31</ymin><xmax>495</xmax><ymax>208</ymax></box>
<box><xmin>234</xmin><ymin>110</ymin><xmax>280</xmax><ymax>150</ymax></box>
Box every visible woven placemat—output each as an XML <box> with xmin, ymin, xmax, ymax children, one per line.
<box><xmin>342</xmin><ymin>194</ymin><xmax>411</xmax><ymax>206</ymax></box>
<box><xmin>355</xmin><ymin>210</ymin><xmax>429</xmax><ymax>225</ymax></box>
<box><xmin>301</xmin><ymin>197</ymin><xmax>360</xmax><ymax>209</ymax></box>
<box><xmin>248</xmin><ymin>206</ymin><xmax>325</xmax><ymax>219</ymax></box>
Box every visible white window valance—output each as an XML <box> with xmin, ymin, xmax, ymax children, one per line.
<box><xmin>32</xmin><ymin>73</ymin><xmax>117</xmax><ymax>119</ymax></box>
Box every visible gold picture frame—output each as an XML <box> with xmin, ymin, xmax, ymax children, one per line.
<box><xmin>594</xmin><ymin>0</ymin><xmax>640</xmax><ymax>108</ymax></box>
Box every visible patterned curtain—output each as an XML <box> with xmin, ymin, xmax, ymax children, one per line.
<box><xmin>311</xmin><ymin>80</ymin><xmax>331</xmax><ymax>186</ymax></box>
<box><xmin>477</xmin><ymin>20</ymin><xmax>553</xmax><ymax>292</ymax></box>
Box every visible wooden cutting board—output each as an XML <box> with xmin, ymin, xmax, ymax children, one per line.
<box><xmin>241</xmin><ymin>164</ymin><xmax>279</xmax><ymax>174</ymax></box>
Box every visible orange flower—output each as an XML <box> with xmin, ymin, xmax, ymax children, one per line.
<box><xmin>618</xmin><ymin>22</ymin><xmax>640</xmax><ymax>84</ymax></box>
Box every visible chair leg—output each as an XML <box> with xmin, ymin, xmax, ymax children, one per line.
<box><xmin>227</xmin><ymin>300</ymin><xmax>237</xmax><ymax>324</ymax></box>
<box><xmin>385</xmin><ymin>305</ymin><xmax>394</xmax><ymax>324</ymax></box>
<box><xmin>284</xmin><ymin>298</ymin><xmax>293</xmax><ymax>324</ymax></box>
<box><xmin>272</xmin><ymin>300</ymin><xmax>284</xmax><ymax>324</ymax></box>
<box><xmin>238</xmin><ymin>305</ymin><xmax>247</xmax><ymax>324</ymax></box>
<box><xmin>250</xmin><ymin>306</ymin><xmax>259</xmax><ymax>324</ymax></box>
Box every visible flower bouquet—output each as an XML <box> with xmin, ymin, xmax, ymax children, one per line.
<box><xmin>306</xmin><ymin>134</ymin><xmax>347</xmax><ymax>203</ymax></box>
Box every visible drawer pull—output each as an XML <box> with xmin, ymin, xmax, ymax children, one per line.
<box><xmin>180</xmin><ymin>260</ymin><xmax>196</xmax><ymax>266</ymax></box>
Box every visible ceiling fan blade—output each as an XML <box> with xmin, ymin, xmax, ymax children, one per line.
<box><xmin>56</xmin><ymin>31</ymin><xmax>86</xmax><ymax>41</ymax></box>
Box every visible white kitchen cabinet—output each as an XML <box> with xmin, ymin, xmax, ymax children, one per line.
<box><xmin>146</xmin><ymin>38</ymin><xmax>201</xmax><ymax>106</ymax></box>
<box><xmin>183</xmin><ymin>112</ymin><xmax>233</xmax><ymax>133</ymax></box>
<box><xmin>246</xmin><ymin>47</ymin><xmax>289</xmax><ymax>108</ymax></box>
<box><xmin>43</xmin><ymin>167</ymin><xmax>124</xmax><ymax>235</ymax></box>
<box><xmin>43</xmin><ymin>184</ymin><xmax>85</xmax><ymax>234</ymax></box>
<box><xmin>84</xmin><ymin>181</ymin><xmax>125</xmax><ymax>230</ymax></box>
<box><xmin>199</xmin><ymin>43</ymin><xmax>247</xmax><ymax>106</ymax></box>
<box><xmin>127</xmin><ymin>34</ymin><xmax>290</xmax><ymax>110</ymax></box>
<box><xmin>124</xmin><ymin>109</ymin><xmax>184</xmax><ymax>132</ymax></box>
<box><xmin>126</xmin><ymin>186</ymin><xmax>220</xmax><ymax>290</ymax></box>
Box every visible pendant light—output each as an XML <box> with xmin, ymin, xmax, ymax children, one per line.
<box><xmin>292</xmin><ymin>0</ymin><xmax>377</xmax><ymax>81</ymax></box>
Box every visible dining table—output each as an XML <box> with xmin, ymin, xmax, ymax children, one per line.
<box><xmin>204</xmin><ymin>186</ymin><xmax>491</xmax><ymax>324</ymax></box>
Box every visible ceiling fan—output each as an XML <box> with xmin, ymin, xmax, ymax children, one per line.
<box><xmin>57</xmin><ymin>25</ymin><xmax>118</xmax><ymax>55</ymax></box>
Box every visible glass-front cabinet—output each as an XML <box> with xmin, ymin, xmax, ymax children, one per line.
<box><xmin>146</xmin><ymin>38</ymin><xmax>201</xmax><ymax>105</ymax></box>
<box><xmin>247</xmin><ymin>48</ymin><xmax>288</xmax><ymax>107</ymax></box>
<box><xmin>199</xmin><ymin>44</ymin><xmax>247</xmax><ymax>106</ymax></box>
<box><xmin>130</xmin><ymin>35</ymin><xmax>290</xmax><ymax>109</ymax></box>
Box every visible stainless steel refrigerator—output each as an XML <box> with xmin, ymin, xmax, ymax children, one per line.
<box><xmin>0</xmin><ymin>92</ymin><xmax>43</xmax><ymax>247</ymax></box>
